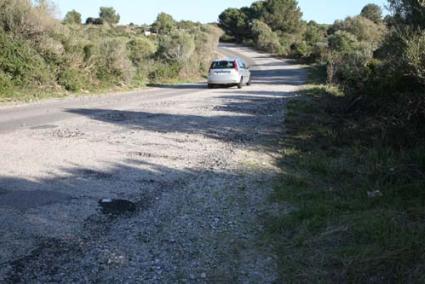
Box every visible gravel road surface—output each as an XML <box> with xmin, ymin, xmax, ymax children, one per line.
<box><xmin>0</xmin><ymin>44</ymin><xmax>307</xmax><ymax>283</ymax></box>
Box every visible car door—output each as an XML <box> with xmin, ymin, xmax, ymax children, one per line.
<box><xmin>244</xmin><ymin>61</ymin><xmax>251</xmax><ymax>82</ymax></box>
<box><xmin>240</xmin><ymin>60</ymin><xmax>249</xmax><ymax>83</ymax></box>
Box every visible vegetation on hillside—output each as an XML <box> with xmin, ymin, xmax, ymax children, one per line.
<box><xmin>219</xmin><ymin>0</ymin><xmax>425</xmax><ymax>281</ymax></box>
<box><xmin>219</xmin><ymin>0</ymin><xmax>425</xmax><ymax>142</ymax></box>
<box><xmin>0</xmin><ymin>0</ymin><xmax>222</xmax><ymax>101</ymax></box>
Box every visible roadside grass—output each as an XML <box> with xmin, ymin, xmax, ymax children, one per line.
<box><xmin>0</xmin><ymin>85</ymin><xmax>139</xmax><ymax>104</ymax></box>
<box><xmin>267</xmin><ymin>66</ymin><xmax>425</xmax><ymax>282</ymax></box>
<box><xmin>0</xmin><ymin>71</ymin><xmax>206</xmax><ymax>104</ymax></box>
<box><xmin>0</xmin><ymin>73</ymin><xmax>203</xmax><ymax>104</ymax></box>
<box><xmin>0</xmin><ymin>90</ymin><xmax>62</xmax><ymax>104</ymax></box>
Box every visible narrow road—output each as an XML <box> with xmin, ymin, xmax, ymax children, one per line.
<box><xmin>0</xmin><ymin>44</ymin><xmax>307</xmax><ymax>283</ymax></box>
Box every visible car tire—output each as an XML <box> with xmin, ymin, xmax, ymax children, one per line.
<box><xmin>247</xmin><ymin>77</ymin><xmax>252</xmax><ymax>86</ymax></box>
<box><xmin>238</xmin><ymin>77</ymin><xmax>243</xmax><ymax>89</ymax></box>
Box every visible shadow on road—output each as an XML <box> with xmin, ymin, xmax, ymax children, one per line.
<box><xmin>0</xmin><ymin>45</ymin><xmax>308</xmax><ymax>281</ymax></box>
<box><xmin>147</xmin><ymin>83</ymin><xmax>207</xmax><ymax>90</ymax></box>
<box><xmin>251</xmin><ymin>68</ymin><xmax>308</xmax><ymax>86</ymax></box>
<box><xmin>0</xmin><ymin>160</ymin><xmax>246</xmax><ymax>282</ymax></box>
<box><xmin>66</xmin><ymin>90</ymin><xmax>294</xmax><ymax>149</ymax></box>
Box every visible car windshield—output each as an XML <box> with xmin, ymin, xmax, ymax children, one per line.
<box><xmin>210</xmin><ymin>61</ymin><xmax>235</xmax><ymax>69</ymax></box>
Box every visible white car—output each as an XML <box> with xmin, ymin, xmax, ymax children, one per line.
<box><xmin>208</xmin><ymin>58</ymin><xmax>251</xmax><ymax>89</ymax></box>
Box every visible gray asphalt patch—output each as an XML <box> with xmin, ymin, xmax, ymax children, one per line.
<box><xmin>0</xmin><ymin>190</ymin><xmax>71</xmax><ymax>210</ymax></box>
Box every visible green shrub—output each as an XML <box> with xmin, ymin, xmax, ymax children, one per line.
<box><xmin>0</xmin><ymin>0</ymin><xmax>58</xmax><ymax>38</ymax></box>
<box><xmin>192</xmin><ymin>25</ymin><xmax>222</xmax><ymax>71</ymax></box>
<box><xmin>95</xmin><ymin>37</ymin><xmax>133</xmax><ymax>83</ymax></box>
<box><xmin>0</xmin><ymin>30</ymin><xmax>53</xmax><ymax>87</ymax></box>
<box><xmin>290</xmin><ymin>21</ymin><xmax>328</xmax><ymax>61</ymax></box>
<box><xmin>36</xmin><ymin>35</ymin><xmax>66</xmax><ymax>63</ymax></box>
<box><xmin>148</xmin><ymin>61</ymin><xmax>181</xmax><ymax>82</ymax></box>
<box><xmin>329</xmin><ymin>16</ymin><xmax>387</xmax><ymax>50</ymax></box>
<box><xmin>156</xmin><ymin>31</ymin><xmax>195</xmax><ymax>62</ymax></box>
<box><xmin>99</xmin><ymin>7</ymin><xmax>120</xmax><ymax>25</ymax></box>
<box><xmin>361</xmin><ymin>4</ymin><xmax>383</xmax><ymax>23</ymax></box>
<box><xmin>127</xmin><ymin>37</ymin><xmax>156</xmax><ymax>66</ymax></box>
<box><xmin>328</xmin><ymin>30</ymin><xmax>359</xmax><ymax>53</ymax></box>
<box><xmin>251</xmin><ymin>20</ymin><xmax>282</xmax><ymax>53</ymax></box>
<box><xmin>63</xmin><ymin>10</ymin><xmax>82</xmax><ymax>25</ymax></box>
<box><xmin>0</xmin><ymin>71</ymin><xmax>13</xmax><ymax>94</ymax></box>
<box><xmin>304</xmin><ymin>21</ymin><xmax>327</xmax><ymax>44</ymax></box>
<box><xmin>152</xmin><ymin>12</ymin><xmax>176</xmax><ymax>34</ymax></box>
<box><xmin>404</xmin><ymin>30</ymin><xmax>425</xmax><ymax>86</ymax></box>
<box><xmin>336</xmin><ymin>49</ymin><xmax>373</xmax><ymax>90</ymax></box>
<box><xmin>83</xmin><ymin>44</ymin><xmax>95</xmax><ymax>62</ymax></box>
<box><xmin>58</xmin><ymin>68</ymin><xmax>86</xmax><ymax>91</ymax></box>
<box><xmin>290</xmin><ymin>41</ymin><xmax>310</xmax><ymax>58</ymax></box>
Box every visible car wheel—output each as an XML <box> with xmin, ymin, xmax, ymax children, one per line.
<box><xmin>247</xmin><ymin>77</ymin><xmax>252</xmax><ymax>86</ymax></box>
<box><xmin>238</xmin><ymin>77</ymin><xmax>243</xmax><ymax>89</ymax></box>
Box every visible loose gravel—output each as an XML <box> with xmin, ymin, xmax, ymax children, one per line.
<box><xmin>0</xmin><ymin>44</ymin><xmax>306</xmax><ymax>283</ymax></box>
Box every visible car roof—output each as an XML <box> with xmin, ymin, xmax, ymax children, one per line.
<box><xmin>212</xmin><ymin>58</ymin><xmax>247</xmax><ymax>67</ymax></box>
<box><xmin>213</xmin><ymin>57</ymin><xmax>243</xmax><ymax>62</ymax></box>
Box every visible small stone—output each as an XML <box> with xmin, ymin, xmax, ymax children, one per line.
<box><xmin>367</xmin><ymin>190</ymin><xmax>383</xmax><ymax>198</ymax></box>
<box><xmin>201</xmin><ymin>273</ymin><xmax>207</xmax><ymax>278</ymax></box>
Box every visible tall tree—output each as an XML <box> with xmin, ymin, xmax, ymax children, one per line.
<box><xmin>261</xmin><ymin>0</ymin><xmax>303</xmax><ymax>33</ymax></box>
<box><xmin>361</xmin><ymin>4</ymin><xmax>383</xmax><ymax>23</ymax></box>
<box><xmin>388</xmin><ymin>0</ymin><xmax>425</xmax><ymax>30</ymax></box>
<box><xmin>152</xmin><ymin>12</ymin><xmax>176</xmax><ymax>34</ymax></box>
<box><xmin>240</xmin><ymin>1</ymin><xmax>264</xmax><ymax>21</ymax></box>
<box><xmin>218</xmin><ymin>8</ymin><xmax>250</xmax><ymax>41</ymax></box>
<box><xmin>99</xmin><ymin>7</ymin><xmax>120</xmax><ymax>25</ymax></box>
<box><xmin>63</xmin><ymin>9</ymin><xmax>81</xmax><ymax>25</ymax></box>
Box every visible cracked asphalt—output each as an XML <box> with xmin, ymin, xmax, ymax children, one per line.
<box><xmin>0</xmin><ymin>44</ymin><xmax>307</xmax><ymax>283</ymax></box>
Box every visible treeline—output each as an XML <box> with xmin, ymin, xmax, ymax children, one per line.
<box><xmin>219</xmin><ymin>0</ymin><xmax>425</xmax><ymax>146</ymax></box>
<box><xmin>0</xmin><ymin>0</ymin><xmax>222</xmax><ymax>100</ymax></box>
<box><xmin>219</xmin><ymin>0</ymin><xmax>306</xmax><ymax>55</ymax></box>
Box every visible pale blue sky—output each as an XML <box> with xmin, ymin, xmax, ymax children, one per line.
<box><xmin>52</xmin><ymin>0</ymin><xmax>388</xmax><ymax>25</ymax></box>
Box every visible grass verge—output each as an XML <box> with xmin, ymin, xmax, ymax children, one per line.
<box><xmin>267</xmin><ymin>66</ymin><xmax>425</xmax><ymax>282</ymax></box>
<box><xmin>0</xmin><ymin>75</ymin><xmax>205</xmax><ymax>105</ymax></box>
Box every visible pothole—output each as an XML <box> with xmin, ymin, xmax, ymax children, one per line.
<box><xmin>98</xmin><ymin>199</ymin><xmax>137</xmax><ymax>216</ymax></box>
